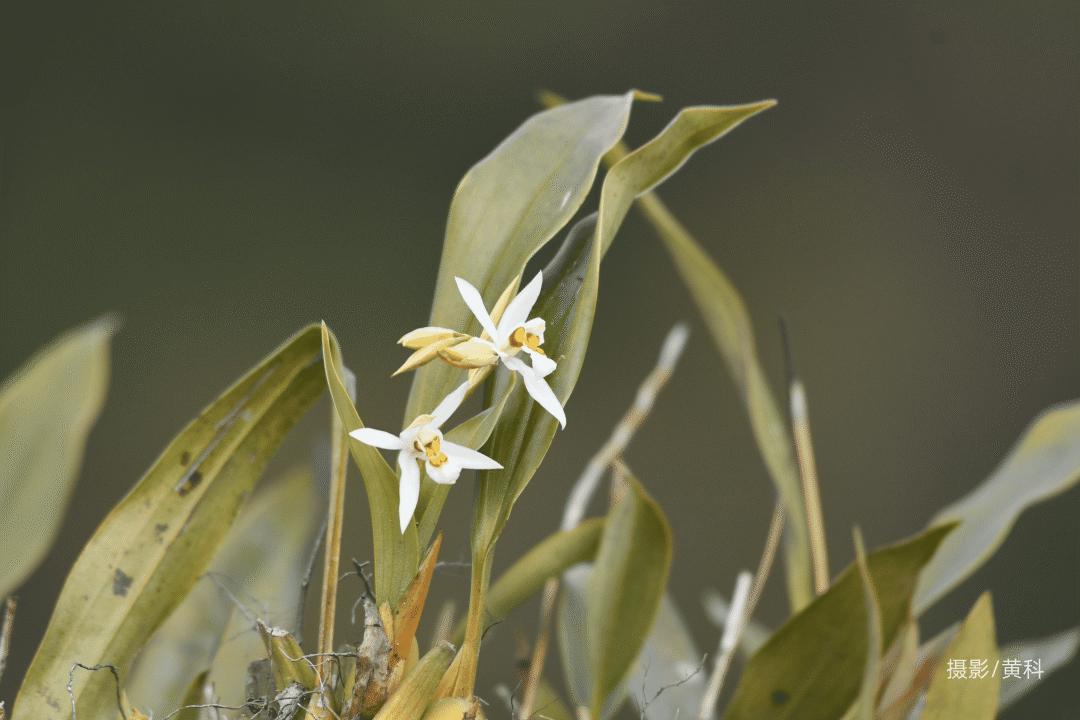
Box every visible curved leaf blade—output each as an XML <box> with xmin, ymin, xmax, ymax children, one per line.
<box><xmin>472</xmin><ymin>219</ymin><xmax>602</xmax><ymax>549</ymax></box>
<box><xmin>320</xmin><ymin>323</ymin><xmax>420</xmax><ymax>608</ymax></box>
<box><xmin>723</xmin><ymin>525</ymin><xmax>954</xmax><ymax>720</ymax></box>
<box><xmin>998</xmin><ymin>627</ymin><xmax>1079</xmax><ymax>711</ymax></box>
<box><xmin>475</xmin><ymin>101</ymin><xmax>778</xmax><ymax>553</ymax></box>
<box><xmin>0</xmin><ymin>317</ymin><xmax>115</xmax><ymax>598</ymax></box>
<box><xmin>596</xmin><ymin>102</ymin><xmax>776</xmax><ymax>258</ymax></box>
<box><xmin>13</xmin><ymin>325</ymin><xmax>325</xmax><ymax>720</ymax></box>
<box><xmin>587</xmin><ymin>471</ymin><xmax>673</xmax><ymax>718</ymax></box>
<box><xmin>921</xmin><ymin>593</ymin><xmax>999</xmax><ymax>720</ymax></box>
<box><xmin>544</xmin><ymin>93</ymin><xmax>812</xmax><ymax>611</ymax></box>
<box><xmin>126</xmin><ymin>466</ymin><xmax>323</xmax><ymax>713</ymax></box>
<box><xmin>404</xmin><ymin>92</ymin><xmax>640</xmax><ymax>422</ymax></box>
<box><xmin>846</xmin><ymin>531</ymin><xmax>882</xmax><ymax>720</ymax></box>
<box><xmin>914</xmin><ymin>399</ymin><xmax>1080</xmax><ymax>612</ymax></box>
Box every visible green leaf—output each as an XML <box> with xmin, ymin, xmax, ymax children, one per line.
<box><xmin>14</xmin><ymin>325</ymin><xmax>325</xmax><ymax>720</ymax></box>
<box><xmin>723</xmin><ymin>524</ymin><xmax>955</xmax><ymax>720</ymax></box>
<box><xmin>998</xmin><ymin>627</ymin><xmax>1079</xmax><ymax>711</ymax></box>
<box><xmin>403</xmin><ymin>92</ymin><xmax>640</xmax><ymax>423</ymax></box>
<box><xmin>0</xmin><ymin>317</ymin><xmax>115</xmax><ymax>598</ymax></box>
<box><xmin>876</xmin><ymin>619</ymin><xmax>919</xmax><ymax>714</ymax></box>
<box><xmin>846</xmin><ymin>530</ymin><xmax>882</xmax><ymax>720</ymax></box>
<box><xmin>587</xmin><ymin>471</ymin><xmax>673</xmax><ymax>718</ymax></box>
<box><xmin>625</xmin><ymin>122</ymin><xmax>821</xmax><ymax>609</ymax></box>
<box><xmin>596</xmin><ymin>103</ymin><xmax>777</xmax><ymax>258</ymax></box>
<box><xmin>450</xmin><ymin>518</ymin><xmax>604</xmax><ymax>644</ymax></box>
<box><xmin>126</xmin><ymin>466</ymin><xmax>323</xmax><ymax>715</ymax></box>
<box><xmin>474</xmin><ymin>100</ymin><xmax>778</xmax><ymax>556</ymax></box>
<box><xmin>914</xmin><ymin>399</ymin><xmax>1080</xmax><ymax>612</ymax></box>
<box><xmin>321</xmin><ymin>323</ymin><xmax>419</xmax><ymax>608</ymax></box>
<box><xmin>471</xmin><ymin>219</ymin><xmax>602</xmax><ymax>552</ymax></box>
<box><xmin>921</xmin><ymin>593</ymin><xmax>999</xmax><ymax>720</ymax></box>
<box><xmin>549</xmin><ymin>91</ymin><xmax>811</xmax><ymax>613</ymax></box>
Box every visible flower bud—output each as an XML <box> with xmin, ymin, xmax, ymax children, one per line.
<box><xmin>438</xmin><ymin>339</ymin><xmax>499</xmax><ymax>369</ymax></box>
<box><xmin>398</xmin><ymin>327</ymin><xmax>465</xmax><ymax>349</ymax></box>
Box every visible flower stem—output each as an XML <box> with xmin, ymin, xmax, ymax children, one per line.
<box><xmin>449</xmin><ymin>549</ymin><xmax>492</xmax><ymax>698</ymax></box>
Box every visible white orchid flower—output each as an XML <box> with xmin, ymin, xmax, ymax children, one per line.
<box><xmin>444</xmin><ymin>272</ymin><xmax>566</xmax><ymax>428</ymax></box>
<box><xmin>349</xmin><ymin>382</ymin><xmax>502</xmax><ymax>533</ymax></box>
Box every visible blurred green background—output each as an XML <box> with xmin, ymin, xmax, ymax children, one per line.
<box><xmin>2</xmin><ymin>1</ymin><xmax>1077</xmax><ymax>716</ymax></box>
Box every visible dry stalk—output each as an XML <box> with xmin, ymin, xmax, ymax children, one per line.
<box><xmin>780</xmin><ymin>319</ymin><xmax>830</xmax><ymax>595</ymax></box>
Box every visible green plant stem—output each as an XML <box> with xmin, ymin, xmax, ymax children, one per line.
<box><xmin>451</xmin><ymin>550</ymin><xmax>493</xmax><ymax>698</ymax></box>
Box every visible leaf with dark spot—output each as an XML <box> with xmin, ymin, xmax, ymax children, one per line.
<box><xmin>112</xmin><ymin>569</ymin><xmax>132</xmax><ymax>597</ymax></box>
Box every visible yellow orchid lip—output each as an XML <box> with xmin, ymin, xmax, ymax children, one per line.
<box><xmin>417</xmin><ymin>433</ymin><xmax>449</xmax><ymax>467</ymax></box>
<box><xmin>509</xmin><ymin>326</ymin><xmax>545</xmax><ymax>355</ymax></box>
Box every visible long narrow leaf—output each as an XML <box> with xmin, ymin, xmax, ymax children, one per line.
<box><xmin>587</xmin><ymin>471</ymin><xmax>672</xmax><ymax>718</ymax></box>
<box><xmin>913</xmin><ymin>399</ymin><xmax>1080</xmax><ymax>612</ymax></box>
<box><xmin>0</xmin><ymin>317</ymin><xmax>115</xmax><ymax>598</ymax></box>
<box><xmin>126</xmin><ymin>467</ymin><xmax>322</xmax><ymax>714</ymax></box>
<box><xmin>632</xmin><ymin>175</ymin><xmax>815</xmax><ymax>610</ymax></box>
<box><xmin>14</xmin><ymin>325</ymin><xmax>325</xmax><ymax>720</ymax></box>
<box><xmin>998</xmin><ymin>627</ymin><xmax>1079</xmax><ymax>711</ymax></box>
<box><xmin>921</xmin><ymin>593</ymin><xmax>999</xmax><ymax>720</ymax></box>
<box><xmin>404</xmin><ymin>92</ymin><xmax>641</xmax><ymax>423</ymax></box>
<box><xmin>321</xmin><ymin>323</ymin><xmax>420</xmax><ymax>608</ymax></box>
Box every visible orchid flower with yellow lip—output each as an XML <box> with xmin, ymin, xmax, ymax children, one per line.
<box><xmin>442</xmin><ymin>272</ymin><xmax>566</xmax><ymax>428</ymax></box>
<box><xmin>349</xmin><ymin>381</ymin><xmax>502</xmax><ymax>533</ymax></box>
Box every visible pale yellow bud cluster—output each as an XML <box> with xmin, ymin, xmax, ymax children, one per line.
<box><xmin>393</xmin><ymin>328</ymin><xmax>470</xmax><ymax>377</ymax></box>
<box><xmin>392</xmin><ymin>275</ymin><xmax>521</xmax><ymax>377</ymax></box>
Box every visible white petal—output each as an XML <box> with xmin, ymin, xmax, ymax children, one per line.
<box><xmin>524</xmin><ymin>347</ymin><xmax>557</xmax><ymax>378</ymax></box>
<box><xmin>430</xmin><ymin>381</ymin><xmax>470</xmax><ymax>427</ymax></box>
<box><xmin>349</xmin><ymin>427</ymin><xmax>405</xmax><ymax>450</ymax></box>
<box><xmin>497</xmin><ymin>271</ymin><xmax>544</xmax><ymax>340</ymax></box>
<box><xmin>397</xmin><ymin>452</ymin><xmax>421</xmax><ymax>533</ymax></box>
<box><xmin>455</xmin><ymin>277</ymin><xmax>499</xmax><ymax>340</ymax></box>
<box><xmin>505</xmin><ymin>355</ymin><xmax>566</xmax><ymax>428</ymax></box>
<box><xmin>426</xmin><ymin>457</ymin><xmax>463</xmax><ymax>485</ymax></box>
<box><xmin>442</xmin><ymin>440</ymin><xmax>503</xmax><ymax>470</ymax></box>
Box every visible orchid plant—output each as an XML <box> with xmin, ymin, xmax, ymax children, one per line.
<box><xmin>0</xmin><ymin>91</ymin><xmax>1077</xmax><ymax>720</ymax></box>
